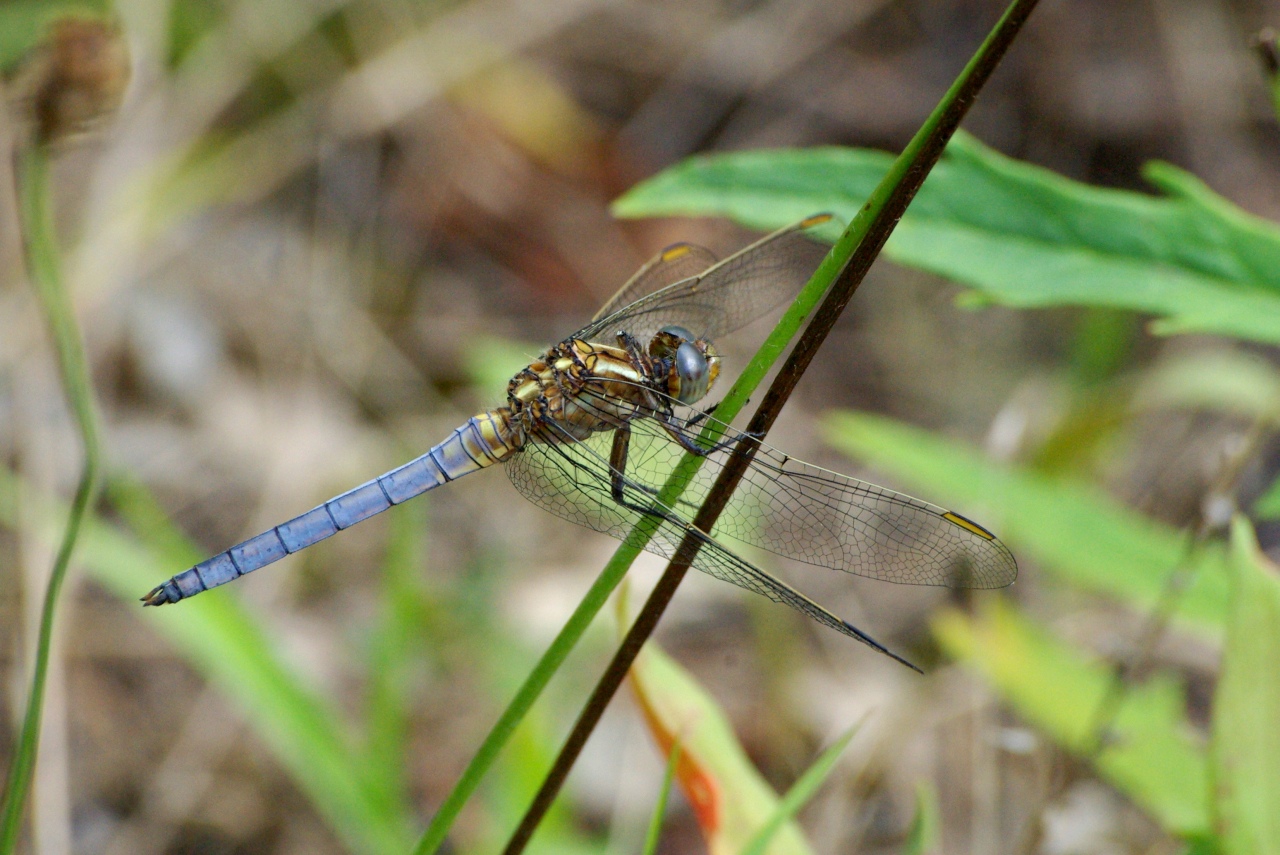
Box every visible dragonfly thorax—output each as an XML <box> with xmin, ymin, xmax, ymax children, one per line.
<box><xmin>647</xmin><ymin>325</ymin><xmax>721</xmax><ymax>406</ymax></box>
<box><xmin>500</xmin><ymin>339</ymin><xmax>656</xmax><ymax>444</ymax></box>
<box><xmin>497</xmin><ymin>329</ymin><xmax>720</xmax><ymax>448</ymax></box>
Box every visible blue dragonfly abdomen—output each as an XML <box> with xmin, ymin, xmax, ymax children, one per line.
<box><xmin>142</xmin><ymin>412</ymin><xmax>516</xmax><ymax>605</ymax></box>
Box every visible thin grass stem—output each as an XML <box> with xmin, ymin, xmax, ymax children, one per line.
<box><xmin>0</xmin><ymin>144</ymin><xmax>103</xmax><ymax>852</ymax></box>
<box><xmin>640</xmin><ymin>741</ymin><xmax>681</xmax><ymax>855</ymax></box>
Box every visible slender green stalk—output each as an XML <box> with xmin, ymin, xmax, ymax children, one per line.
<box><xmin>414</xmin><ymin>222</ymin><xmax>841</xmax><ymax>855</ymax></box>
<box><xmin>640</xmin><ymin>742</ymin><xmax>681</xmax><ymax>855</ymax></box>
<box><xmin>741</xmin><ymin>726</ymin><xmax>856</xmax><ymax>855</ymax></box>
<box><xmin>411</xmin><ymin>541</ymin><xmax>645</xmax><ymax>853</ymax></box>
<box><xmin>0</xmin><ymin>145</ymin><xmax>103</xmax><ymax>851</ymax></box>
<box><xmin>502</xmin><ymin>0</ymin><xmax>1041</xmax><ymax>851</ymax></box>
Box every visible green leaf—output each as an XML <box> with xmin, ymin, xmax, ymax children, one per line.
<box><xmin>934</xmin><ymin>599</ymin><xmax>1211</xmax><ymax>837</ymax></box>
<box><xmin>614</xmin><ymin>133</ymin><xmax>1280</xmax><ymax>345</ymax></box>
<box><xmin>1211</xmin><ymin>518</ymin><xmax>1280</xmax><ymax>854</ymax></box>
<box><xmin>903</xmin><ymin>783</ymin><xmax>940</xmax><ymax>855</ymax></box>
<box><xmin>821</xmin><ymin>410</ymin><xmax>1229</xmax><ymax>634</ymax></box>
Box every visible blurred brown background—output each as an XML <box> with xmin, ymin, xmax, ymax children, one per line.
<box><xmin>3</xmin><ymin>0</ymin><xmax>1278</xmax><ymax>852</ymax></box>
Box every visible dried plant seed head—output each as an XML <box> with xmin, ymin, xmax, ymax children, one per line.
<box><xmin>10</xmin><ymin>16</ymin><xmax>130</xmax><ymax>147</ymax></box>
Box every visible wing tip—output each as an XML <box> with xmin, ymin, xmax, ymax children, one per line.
<box><xmin>841</xmin><ymin>620</ymin><xmax>923</xmax><ymax>673</ymax></box>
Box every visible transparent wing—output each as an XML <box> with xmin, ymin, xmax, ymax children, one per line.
<box><xmin>506</xmin><ymin>416</ymin><xmax>918</xmax><ymax>665</ymax></box>
<box><xmin>572</xmin><ymin>214</ymin><xmax>833</xmax><ymax>345</ymax></box>
<box><xmin>592</xmin><ymin>242</ymin><xmax>719</xmax><ymax>322</ymax></box>
<box><xmin>521</xmin><ymin>386</ymin><xmax>1018</xmax><ymax>590</ymax></box>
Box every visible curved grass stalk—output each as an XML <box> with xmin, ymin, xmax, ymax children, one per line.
<box><xmin>640</xmin><ymin>741</ymin><xmax>681</xmax><ymax>855</ymax></box>
<box><xmin>0</xmin><ymin>144</ymin><xmax>103</xmax><ymax>852</ymax></box>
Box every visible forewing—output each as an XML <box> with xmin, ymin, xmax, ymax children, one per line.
<box><xmin>572</xmin><ymin>214</ymin><xmax>833</xmax><ymax>345</ymax></box>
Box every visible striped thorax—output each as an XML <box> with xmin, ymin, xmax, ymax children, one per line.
<box><xmin>499</xmin><ymin>330</ymin><xmax>720</xmax><ymax>445</ymax></box>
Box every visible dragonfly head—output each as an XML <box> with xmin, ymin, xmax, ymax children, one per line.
<box><xmin>649</xmin><ymin>325</ymin><xmax>721</xmax><ymax>406</ymax></box>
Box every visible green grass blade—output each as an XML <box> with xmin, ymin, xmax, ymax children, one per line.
<box><xmin>640</xmin><ymin>742</ymin><xmax>681</xmax><ymax>855</ymax></box>
<box><xmin>740</xmin><ymin>727</ymin><xmax>857</xmax><ymax>855</ymax></box>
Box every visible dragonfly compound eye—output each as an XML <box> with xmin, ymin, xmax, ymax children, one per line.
<box><xmin>672</xmin><ymin>340</ymin><xmax>712</xmax><ymax>404</ymax></box>
<box><xmin>649</xmin><ymin>325</ymin><xmax>697</xmax><ymax>361</ymax></box>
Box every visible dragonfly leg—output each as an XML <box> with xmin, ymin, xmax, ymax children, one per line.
<box><xmin>607</xmin><ymin>424</ymin><xmax>696</xmax><ymax>522</ymax></box>
<box><xmin>684</xmin><ymin>404</ymin><xmax>716</xmax><ymax>428</ymax></box>
<box><xmin>685</xmin><ymin>398</ymin><xmax>750</xmax><ymax>428</ymax></box>
<box><xmin>658</xmin><ymin>415</ymin><xmax>762</xmax><ymax>457</ymax></box>
<box><xmin>608</xmin><ymin>424</ymin><xmax>634</xmax><ymax>505</ymax></box>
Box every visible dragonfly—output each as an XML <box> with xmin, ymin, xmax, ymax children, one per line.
<box><xmin>143</xmin><ymin>214</ymin><xmax>1016</xmax><ymax>669</ymax></box>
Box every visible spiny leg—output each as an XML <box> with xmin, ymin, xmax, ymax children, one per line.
<box><xmin>607</xmin><ymin>424</ymin><xmax>694</xmax><ymax>523</ymax></box>
<box><xmin>685</xmin><ymin>399</ymin><xmax>740</xmax><ymax>428</ymax></box>
<box><xmin>656</xmin><ymin>413</ymin><xmax>762</xmax><ymax>457</ymax></box>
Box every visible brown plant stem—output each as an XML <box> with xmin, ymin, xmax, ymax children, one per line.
<box><xmin>501</xmin><ymin>0</ymin><xmax>1041</xmax><ymax>851</ymax></box>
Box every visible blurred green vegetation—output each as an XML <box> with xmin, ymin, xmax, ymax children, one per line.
<box><xmin>616</xmin><ymin>127</ymin><xmax>1280</xmax><ymax>853</ymax></box>
<box><xmin>5</xmin><ymin>0</ymin><xmax>1280</xmax><ymax>853</ymax></box>
<box><xmin>0</xmin><ymin>0</ymin><xmax>110</xmax><ymax>71</ymax></box>
<box><xmin>616</xmin><ymin>133</ymin><xmax>1280</xmax><ymax>344</ymax></box>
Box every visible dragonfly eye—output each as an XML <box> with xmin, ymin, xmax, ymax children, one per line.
<box><xmin>649</xmin><ymin>325</ymin><xmax>696</xmax><ymax>361</ymax></box>
<box><xmin>672</xmin><ymin>340</ymin><xmax>711</xmax><ymax>404</ymax></box>
<box><xmin>659</xmin><ymin>324</ymin><xmax>696</xmax><ymax>342</ymax></box>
